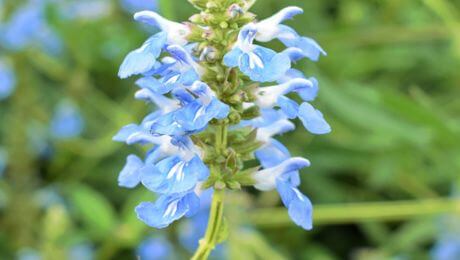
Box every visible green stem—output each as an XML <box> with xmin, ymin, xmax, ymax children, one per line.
<box><xmin>249</xmin><ymin>198</ymin><xmax>460</xmax><ymax>227</ymax></box>
<box><xmin>191</xmin><ymin>189</ymin><xmax>225</xmax><ymax>260</ymax></box>
<box><xmin>192</xmin><ymin>123</ymin><xmax>228</xmax><ymax>260</ymax></box>
<box><xmin>216</xmin><ymin>123</ymin><xmax>228</xmax><ymax>153</ymax></box>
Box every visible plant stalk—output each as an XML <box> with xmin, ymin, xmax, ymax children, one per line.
<box><xmin>191</xmin><ymin>189</ymin><xmax>225</xmax><ymax>260</ymax></box>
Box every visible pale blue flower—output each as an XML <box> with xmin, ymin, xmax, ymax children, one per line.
<box><xmin>121</xmin><ymin>0</ymin><xmax>158</xmax><ymax>13</ymax></box>
<box><xmin>118</xmin><ymin>32</ymin><xmax>168</xmax><ymax>78</ymax></box>
<box><xmin>50</xmin><ymin>101</ymin><xmax>84</xmax><ymax>139</ymax></box>
<box><xmin>134</xmin><ymin>11</ymin><xmax>190</xmax><ymax>46</ymax></box>
<box><xmin>253</xmin><ymin>157</ymin><xmax>310</xmax><ymax>191</ymax></box>
<box><xmin>0</xmin><ymin>1</ymin><xmax>62</xmax><ymax>54</ymax></box>
<box><xmin>432</xmin><ymin>211</ymin><xmax>460</xmax><ymax>260</ymax></box>
<box><xmin>134</xmin><ymin>45</ymin><xmax>204</xmax><ymax>93</ymax></box>
<box><xmin>0</xmin><ymin>60</ymin><xmax>16</xmax><ymax>100</ymax></box>
<box><xmin>118</xmin><ymin>154</ymin><xmax>144</xmax><ymax>188</ymax></box>
<box><xmin>56</xmin><ymin>0</ymin><xmax>112</xmax><ymax>21</ymax></box>
<box><xmin>137</xmin><ymin>236</ymin><xmax>173</xmax><ymax>260</ymax></box>
<box><xmin>136</xmin><ymin>191</ymin><xmax>200</xmax><ymax>228</ymax></box>
<box><xmin>298</xmin><ymin>102</ymin><xmax>331</xmax><ymax>135</ymax></box>
<box><xmin>141</xmin><ymin>155</ymin><xmax>209</xmax><ymax>194</ymax></box>
<box><xmin>223</xmin><ymin>24</ymin><xmax>291</xmax><ymax>82</ymax></box>
<box><xmin>251</xmin><ymin>77</ymin><xmax>330</xmax><ymax>135</ymax></box>
<box><xmin>148</xmin><ymin>81</ymin><xmax>229</xmax><ymax>137</ymax></box>
<box><xmin>253</xmin><ymin>7</ymin><xmax>326</xmax><ymax>61</ymax></box>
<box><xmin>255</xmin><ymin>142</ymin><xmax>312</xmax><ymax>229</ymax></box>
<box><xmin>118</xmin><ymin>11</ymin><xmax>190</xmax><ymax>79</ymax></box>
<box><xmin>432</xmin><ymin>239</ymin><xmax>460</xmax><ymax>260</ymax></box>
<box><xmin>276</xmin><ymin>178</ymin><xmax>313</xmax><ymax>230</ymax></box>
<box><xmin>68</xmin><ymin>243</ymin><xmax>94</xmax><ymax>260</ymax></box>
<box><xmin>17</xmin><ymin>248</ymin><xmax>41</xmax><ymax>260</ymax></box>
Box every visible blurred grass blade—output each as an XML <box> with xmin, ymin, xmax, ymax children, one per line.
<box><xmin>250</xmin><ymin>198</ymin><xmax>460</xmax><ymax>227</ymax></box>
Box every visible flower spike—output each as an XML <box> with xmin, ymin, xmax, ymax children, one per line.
<box><xmin>116</xmin><ymin>1</ymin><xmax>332</xmax><ymax>252</ymax></box>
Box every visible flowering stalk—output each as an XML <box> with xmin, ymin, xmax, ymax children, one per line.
<box><xmin>115</xmin><ymin>0</ymin><xmax>331</xmax><ymax>258</ymax></box>
<box><xmin>191</xmin><ymin>188</ymin><xmax>224</xmax><ymax>260</ymax></box>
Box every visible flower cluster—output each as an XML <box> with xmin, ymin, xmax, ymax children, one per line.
<box><xmin>115</xmin><ymin>0</ymin><xmax>331</xmax><ymax>250</ymax></box>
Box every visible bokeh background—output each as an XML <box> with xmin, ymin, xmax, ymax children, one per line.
<box><xmin>1</xmin><ymin>0</ymin><xmax>460</xmax><ymax>259</ymax></box>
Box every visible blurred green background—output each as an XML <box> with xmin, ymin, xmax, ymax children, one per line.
<box><xmin>1</xmin><ymin>0</ymin><xmax>460</xmax><ymax>259</ymax></box>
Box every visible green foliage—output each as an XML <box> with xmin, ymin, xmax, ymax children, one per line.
<box><xmin>0</xmin><ymin>0</ymin><xmax>459</xmax><ymax>259</ymax></box>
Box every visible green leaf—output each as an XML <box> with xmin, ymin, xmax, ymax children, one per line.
<box><xmin>67</xmin><ymin>184</ymin><xmax>117</xmax><ymax>239</ymax></box>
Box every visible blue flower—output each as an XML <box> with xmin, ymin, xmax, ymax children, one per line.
<box><xmin>253</xmin><ymin>6</ymin><xmax>326</xmax><ymax>61</ymax></box>
<box><xmin>56</xmin><ymin>0</ymin><xmax>112</xmax><ymax>21</ymax></box>
<box><xmin>255</xmin><ymin>142</ymin><xmax>312</xmax><ymax>230</ymax></box>
<box><xmin>118</xmin><ymin>32</ymin><xmax>168</xmax><ymax>78</ymax></box>
<box><xmin>136</xmin><ymin>191</ymin><xmax>200</xmax><ymax>228</ymax></box>
<box><xmin>298</xmin><ymin>102</ymin><xmax>331</xmax><ymax>135</ymax></box>
<box><xmin>17</xmin><ymin>248</ymin><xmax>41</xmax><ymax>260</ymax></box>
<box><xmin>137</xmin><ymin>236</ymin><xmax>173</xmax><ymax>260</ymax></box>
<box><xmin>50</xmin><ymin>101</ymin><xmax>84</xmax><ymax>139</ymax></box>
<box><xmin>134</xmin><ymin>11</ymin><xmax>190</xmax><ymax>46</ymax></box>
<box><xmin>254</xmin><ymin>78</ymin><xmax>316</xmax><ymax>114</ymax></box>
<box><xmin>276</xmin><ymin>178</ymin><xmax>313</xmax><ymax>230</ymax></box>
<box><xmin>68</xmin><ymin>243</ymin><xmax>94</xmax><ymax>260</ymax></box>
<box><xmin>147</xmin><ymin>81</ymin><xmax>229</xmax><ymax>136</ymax></box>
<box><xmin>118</xmin><ymin>154</ymin><xmax>144</xmax><ymax>188</ymax></box>
<box><xmin>432</xmin><ymin>212</ymin><xmax>460</xmax><ymax>260</ymax></box>
<box><xmin>0</xmin><ymin>60</ymin><xmax>16</xmax><ymax>100</ymax></box>
<box><xmin>141</xmin><ymin>155</ymin><xmax>209</xmax><ymax>194</ymax></box>
<box><xmin>118</xmin><ymin>11</ymin><xmax>190</xmax><ymax>79</ymax></box>
<box><xmin>251</xmin><ymin>77</ymin><xmax>331</xmax><ymax>135</ymax></box>
<box><xmin>252</xmin><ymin>157</ymin><xmax>309</xmax><ymax>191</ymax></box>
<box><xmin>253</xmin><ymin>112</ymin><xmax>295</xmax><ymax>144</ymax></box>
<box><xmin>121</xmin><ymin>0</ymin><xmax>158</xmax><ymax>13</ymax></box>
<box><xmin>0</xmin><ymin>2</ymin><xmax>62</xmax><ymax>54</ymax></box>
<box><xmin>134</xmin><ymin>45</ymin><xmax>204</xmax><ymax>93</ymax></box>
<box><xmin>223</xmin><ymin>24</ymin><xmax>291</xmax><ymax>82</ymax></box>
<box><xmin>432</xmin><ymin>238</ymin><xmax>460</xmax><ymax>260</ymax></box>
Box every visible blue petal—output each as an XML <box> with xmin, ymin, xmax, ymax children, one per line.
<box><xmin>277</xmin><ymin>96</ymin><xmax>299</xmax><ymax>119</ymax></box>
<box><xmin>432</xmin><ymin>239</ymin><xmax>460</xmax><ymax>260</ymax></box>
<box><xmin>278</xmin><ymin>25</ymin><xmax>326</xmax><ymax>62</ymax></box>
<box><xmin>119</xmin><ymin>155</ymin><xmax>144</xmax><ymax>188</ymax></box>
<box><xmin>113</xmin><ymin>124</ymin><xmax>141</xmax><ymax>142</ymax></box>
<box><xmin>263</xmin><ymin>7</ymin><xmax>303</xmax><ymax>25</ymax></box>
<box><xmin>255</xmin><ymin>139</ymin><xmax>290</xmax><ymax>168</ymax></box>
<box><xmin>50</xmin><ymin>101</ymin><xmax>84</xmax><ymax>139</ymax></box>
<box><xmin>277</xmin><ymin>69</ymin><xmax>306</xmax><ymax>84</ymax></box>
<box><xmin>1</xmin><ymin>5</ymin><xmax>43</xmax><ymax>50</ymax></box>
<box><xmin>223</xmin><ymin>48</ymin><xmax>244</xmax><ymax>68</ymax></box>
<box><xmin>118</xmin><ymin>32</ymin><xmax>167</xmax><ymax>79</ymax></box>
<box><xmin>136</xmin><ymin>76</ymin><xmax>172</xmax><ymax>94</ymax></box>
<box><xmin>137</xmin><ymin>237</ymin><xmax>172</xmax><ymax>260</ymax></box>
<box><xmin>276</xmin><ymin>179</ymin><xmax>313</xmax><ymax>230</ymax></box>
<box><xmin>121</xmin><ymin>0</ymin><xmax>158</xmax><ymax>13</ymax></box>
<box><xmin>253</xmin><ymin>157</ymin><xmax>310</xmax><ymax>191</ymax></box>
<box><xmin>240</xmin><ymin>46</ymin><xmax>291</xmax><ymax>82</ymax></box>
<box><xmin>298</xmin><ymin>102</ymin><xmax>331</xmax><ymax>135</ymax></box>
<box><xmin>141</xmin><ymin>156</ymin><xmax>208</xmax><ymax>194</ymax></box>
<box><xmin>150</xmin><ymin>113</ymin><xmax>188</xmax><ymax>136</ymax></box>
<box><xmin>0</xmin><ymin>61</ymin><xmax>16</xmax><ymax>100</ymax></box>
<box><xmin>173</xmin><ymin>99</ymin><xmax>229</xmax><ymax>132</ymax></box>
<box><xmin>282</xmin><ymin>47</ymin><xmax>307</xmax><ymax>62</ymax></box>
<box><xmin>180</xmin><ymin>69</ymin><xmax>200</xmax><ymax>85</ymax></box>
<box><xmin>135</xmin><ymin>192</ymin><xmax>200</xmax><ymax>229</ymax></box>
<box><xmin>297</xmin><ymin>77</ymin><xmax>319</xmax><ymax>102</ymax></box>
